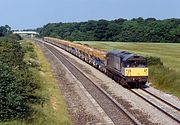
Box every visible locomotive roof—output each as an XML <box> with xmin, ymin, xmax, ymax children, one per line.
<box><xmin>106</xmin><ymin>50</ymin><xmax>145</xmax><ymax>61</ymax></box>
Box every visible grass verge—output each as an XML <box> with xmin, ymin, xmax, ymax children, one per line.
<box><xmin>1</xmin><ymin>40</ymin><xmax>72</xmax><ymax>125</ymax></box>
<box><xmin>31</xmin><ymin>40</ymin><xmax>72</xmax><ymax>125</ymax></box>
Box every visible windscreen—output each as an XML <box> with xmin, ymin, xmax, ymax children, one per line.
<box><xmin>125</xmin><ymin>59</ymin><xmax>147</xmax><ymax>67</ymax></box>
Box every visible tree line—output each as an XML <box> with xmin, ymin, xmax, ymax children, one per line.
<box><xmin>37</xmin><ymin>17</ymin><xmax>180</xmax><ymax>43</ymax></box>
<box><xmin>0</xmin><ymin>25</ymin><xmax>43</xmax><ymax>122</ymax></box>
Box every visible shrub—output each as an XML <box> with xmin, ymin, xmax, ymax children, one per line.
<box><xmin>146</xmin><ymin>56</ymin><xmax>163</xmax><ymax>66</ymax></box>
<box><xmin>0</xmin><ymin>62</ymin><xmax>31</xmax><ymax>121</ymax></box>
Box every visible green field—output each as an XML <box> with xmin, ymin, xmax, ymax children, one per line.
<box><xmin>75</xmin><ymin>41</ymin><xmax>180</xmax><ymax>73</ymax></box>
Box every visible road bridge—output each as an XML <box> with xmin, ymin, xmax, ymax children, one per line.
<box><xmin>13</xmin><ymin>31</ymin><xmax>39</xmax><ymax>38</ymax></box>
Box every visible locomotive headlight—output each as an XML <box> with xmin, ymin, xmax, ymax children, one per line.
<box><xmin>144</xmin><ymin>68</ymin><xmax>148</xmax><ymax>76</ymax></box>
<box><xmin>125</xmin><ymin>68</ymin><xmax>132</xmax><ymax>76</ymax></box>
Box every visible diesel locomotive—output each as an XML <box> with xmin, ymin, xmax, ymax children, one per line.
<box><xmin>43</xmin><ymin>37</ymin><xmax>148</xmax><ymax>88</ymax></box>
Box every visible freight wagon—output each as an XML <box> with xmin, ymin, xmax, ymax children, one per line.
<box><xmin>43</xmin><ymin>37</ymin><xmax>148</xmax><ymax>88</ymax></box>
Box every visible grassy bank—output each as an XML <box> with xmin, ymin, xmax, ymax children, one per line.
<box><xmin>32</xmin><ymin>40</ymin><xmax>72</xmax><ymax>125</ymax></box>
<box><xmin>149</xmin><ymin>65</ymin><xmax>180</xmax><ymax>97</ymax></box>
<box><xmin>2</xmin><ymin>40</ymin><xmax>72</xmax><ymax>125</ymax></box>
<box><xmin>76</xmin><ymin>41</ymin><xmax>180</xmax><ymax>97</ymax></box>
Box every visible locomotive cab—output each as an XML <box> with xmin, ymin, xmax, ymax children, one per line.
<box><xmin>123</xmin><ymin>57</ymin><xmax>148</xmax><ymax>77</ymax></box>
<box><xmin>123</xmin><ymin>57</ymin><xmax>148</xmax><ymax>87</ymax></box>
<box><xmin>106</xmin><ymin>50</ymin><xmax>148</xmax><ymax>87</ymax></box>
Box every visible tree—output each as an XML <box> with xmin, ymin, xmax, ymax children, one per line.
<box><xmin>0</xmin><ymin>25</ymin><xmax>12</xmax><ymax>37</ymax></box>
<box><xmin>37</xmin><ymin>18</ymin><xmax>180</xmax><ymax>43</ymax></box>
<box><xmin>5</xmin><ymin>25</ymin><xmax>11</xmax><ymax>31</ymax></box>
<box><xmin>0</xmin><ymin>26</ymin><xmax>8</xmax><ymax>36</ymax></box>
<box><xmin>94</xmin><ymin>20</ymin><xmax>109</xmax><ymax>40</ymax></box>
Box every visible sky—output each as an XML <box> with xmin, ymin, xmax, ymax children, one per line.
<box><xmin>0</xmin><ymin>0</ymin><xmax>179</xmax><ymax>30</ymax></box>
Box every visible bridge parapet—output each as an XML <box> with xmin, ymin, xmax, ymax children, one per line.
<box><xmin>13</xmin><ymin>31</ymin><xmax>39</xmax><ymax>37</ymax></box>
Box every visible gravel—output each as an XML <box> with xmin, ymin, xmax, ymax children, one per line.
<box><xmin>146</xmin><ymin>86</ymin><xmax>180</xmax><ymax>108</ymax></box>
<box><xmin>132</xmin><ymin>89</ymin><xmax>180</xmax><ymax>122</ymax></box>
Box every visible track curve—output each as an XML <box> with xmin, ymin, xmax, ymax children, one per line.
<box><xmin>44</xmin><ymin>43</ymin><xmax>141</xmax><ymax>125</ymax></box>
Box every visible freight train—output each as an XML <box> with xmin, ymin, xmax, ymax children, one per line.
<box><xmin>43</xmin><ymin>37</ymin><xmax>148</xmax><ymax>88</ymax></box>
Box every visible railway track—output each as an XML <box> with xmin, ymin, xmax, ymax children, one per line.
<box><xmin>43</xmin><ymin>43</ymin><xmax>141</xmax><ymax>125</ymax></box>
<box><xmin>38</xmin><ymin>39</ymin><xmax>180</xmax><ymax>124</ymax></box>
<box><xmin>141</xmin><ymin>88</ymin><xmax>180</xmax><ymax>112</ymax></box>
<box><xmin>130</xmin><ymin>89</ymin><xmax>180</xmax><ymax>123</ymax></box>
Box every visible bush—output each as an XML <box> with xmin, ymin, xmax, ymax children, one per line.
<box><xmin>7</xmin><ymin>34</ymin><xmax>22</xmax><ymax>41</ymax></box>
<box><xmin>0</xmin><ymin>62</ymin><xmax>31</xmax><ymax>121</ymax></box>
<box><xmin>0</xmin><ymin>37</ymin><xmax>24</xmax><ymax>67</ymax></box>
<box><xmin>15</xmin><ymin>67</ymin><xmax>42</xmax><ymax>104</ymax></box>
<box><xmin>146</xmin><ymin>56</ymin><xmax>163</xmax><ymax>66</ymax></box>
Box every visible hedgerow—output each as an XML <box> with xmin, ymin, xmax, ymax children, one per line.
<box><xmin>0</xmin><ymin>30</ymin><xmax>43</xmax><ymax>122</ymax></box>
